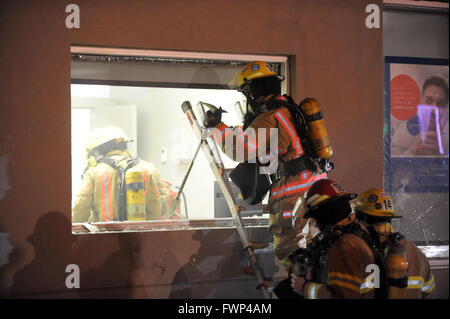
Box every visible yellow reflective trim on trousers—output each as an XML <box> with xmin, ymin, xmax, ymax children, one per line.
<box><xmin>328</xmin><ymin>272</ymin><xmax>362</xmax><ymax>285</ymax></box>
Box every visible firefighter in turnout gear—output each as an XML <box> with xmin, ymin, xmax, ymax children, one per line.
<box><xmin>204</xmin><ymin>61</ymin><xmax>328</xmax><ymax>270</ymax></box>
<box><xmin>290</xmin><ymin>179</ymin><xmax>379</xmax><ymax>299</ymax></box>
<box><xmin>354</xmin><ymin>188</ymin><xmax>435</xmax><ymax>298</ymax></box>
<box><xmin>72</xmin><ymin>126</ymin><xmax>168</xmax><ymax>223</ymax></box>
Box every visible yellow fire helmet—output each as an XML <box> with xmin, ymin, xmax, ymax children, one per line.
<box><xmin>228</xmin><ymin>61</ymin><xmax>285</xmax><ymax>91</ymax></box>
<box><xmin>86</xmin><ymin>126</ymin><xmax>131</xmax><ymax>156</ymax></box>
<box><xmin>354</xmin><ymin>188</ymin><xmax>401</xmax><ymax>218</ymax></box>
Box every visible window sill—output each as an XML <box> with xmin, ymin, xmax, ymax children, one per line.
<box><xmin>418</xmin><ymin>245</ymin><xmax>449</xmax><ymax>259</ymax></box>
<box><xmin>72</xmin><ymin>217</ymin><xmax>269</xmax><ymax>234</ymax></box>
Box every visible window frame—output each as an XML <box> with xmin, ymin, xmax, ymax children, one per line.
<box><xmin>70</xmin><ymin>45</ymin><xmax>289</xmax><ymax>234</ymax></box>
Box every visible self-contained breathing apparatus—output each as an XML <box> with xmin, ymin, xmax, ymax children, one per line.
<box><xmin>272</xmin><ymin>221</ymin><xmax>354</xmax><ymax>299</ymax></box>
<box><xmin>287</xmin><ymin>222</ymin><xmax>408</xmax><ymax>299</ymax></box>
<box><xmin>382</xmin><ymin>231</ymin><xmax>409</xmax><ymax>298</ymax></box>
<box><xmin>83</xmin><ymin>155</ymin><xmax>146</xmax><ymax>221</ymax></box>
<box><xmin>229</xmin><ymin>95</ymin><xmax>334</xmax><ymax>205</ymax></box>
<box><xmin>288</xmin><ymin>223</ymin><xmax>374</xmax><ymax>282</ymax></box>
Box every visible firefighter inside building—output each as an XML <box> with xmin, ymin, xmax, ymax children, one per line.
<box><xmin>289</xmin><ymin>180</ymin><xmax>435</xmax><ymax>299</ymax></box>
<box><xmin>203</xmin><ymin>61</ymin><xmax>330</xmax><ymax>272</ymax></box>
<box><xmin>72</xmin><ymin>126</ymin><xmax>182</xmax><ymax>223</ymax></box>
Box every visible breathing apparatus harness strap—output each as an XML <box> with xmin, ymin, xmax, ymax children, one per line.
<box><xmin>232</xmin><ymin>95</ymin><xmax>319</xmax><ymax>205</ymax></box>
<box><xmin>257</xmin><ymin>95</ymin><xmax>318</xmax><ymax>181</ymax></box>
<box><xmin>86</xmin><ymin>155</ymin><xmax>140</xmax><ymax>221</ymax></box>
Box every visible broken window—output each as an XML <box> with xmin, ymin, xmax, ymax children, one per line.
<box><xmin>70</xmin><ymin>45</ymin><xmax>288</xmax><ymax>234</ymax></box>
<box><xmin>383</xmin><ymin>6</ymin><xmax>449</xmax><ymax>258</ymax></box>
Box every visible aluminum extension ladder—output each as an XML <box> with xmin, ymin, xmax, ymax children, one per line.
<box><xmin>181</xmin><ymin>100</ymin><xmax>271</xmax><ymax>299</ymax></box>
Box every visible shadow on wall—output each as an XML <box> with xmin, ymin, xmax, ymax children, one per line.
<box><xmin>169</xmin><ymin>229</ymin><xmax>271</xmax><ymax>299</ymax></box>
<box><xmin>8</xmin><ymin>211</ymin><xmax>80</xmax><ymax>298</ymax></box>
<box><xmin>0</xmin><ymin>225</ymin><xmax>16</xmax><ymax>295</ymax></box>
<box><xmin>3</xmin><ymin>211</ymin><xmax>277</xmax><ymax>298</ymax></box>
<box><xmin>5</xmin><ymin>211</ymin><xmax>142</xmax><ymax>298</ymax></box>
<box><xmin>77</xmin><ymin>233</ymin><xmax>140</xmax><ymax>299</ymax></box>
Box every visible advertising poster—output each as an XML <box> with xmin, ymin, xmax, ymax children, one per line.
<box><xmin>385</xmin><ymin>57</ymin><xmax>449</xmax><ymax>193</ymax></box>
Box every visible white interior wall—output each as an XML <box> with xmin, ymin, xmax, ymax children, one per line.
<box><xmin>71</xmin><ymin>107</ymin><xmax>91</xmax><ymax>205</ymax></box>
<box><xmin>71</xmin><ymin>96</ymin><xmax>117</xmax><ymax>205</ymax></box>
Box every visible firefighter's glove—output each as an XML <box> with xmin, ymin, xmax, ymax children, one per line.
<box><xmin>203</xmin><ymin>109</ymin><xmax>223</xmax><ymax>128</ymax></box>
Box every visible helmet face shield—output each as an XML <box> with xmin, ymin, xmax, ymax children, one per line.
<box><xmin>292</xmin><ymin>193</ymin><xmax>307</xmax><ymax>229</ymax></box>
<box><xmin>228</xmin><ymin>70</ymin><xmax>243</xmax><ymax>90</ymax></box>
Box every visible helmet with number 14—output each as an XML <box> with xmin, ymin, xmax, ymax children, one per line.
<box><xmin>354</xmin><ymin>188</ymin><xmax>401</xmax><ymax>219</ymax></box>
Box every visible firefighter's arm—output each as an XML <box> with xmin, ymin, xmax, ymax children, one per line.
<box><xmin>145</xmin><ymin>173</ymin><xmax>162</xmax><ymax>220</ymax></box>
<box><xmin>72</xmin><ymin>169</ymin><xmax>95</xmax><ymax>223</ymax></box>
<box><xmin>303</xmin><ymin>236</ymin><xmax>375</xmax><ymax>299</ymax></box>
<box><xmin>209</xmin><ymin>116</ymin><xmax>275</xmax><ymax>163</ymax></box>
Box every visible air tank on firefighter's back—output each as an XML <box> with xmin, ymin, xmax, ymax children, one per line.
<box><xmin>299</xmin><ymin>98</ymin><xmax>333</xmax><ymax>160</ymax></box>
<box><xmin>125</xmin><ymin>167</ymin><xmax>146</xmax><ymax>221</ymax></box>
